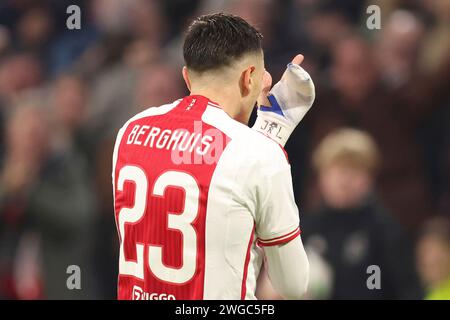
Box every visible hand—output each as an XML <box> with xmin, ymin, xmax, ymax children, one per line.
<box><xmin>253</xmin><ymin>54</ymin><xmax>315</xmax><ymax>146</ymax></box>
<box><xmin>257</xmin><ymin>68</ymin><xmax>273</xmax><ymax>107</ymax></box>
<box><xmin>257</xmin><ymin>55</ymin><xmax>304</xmax><ymax>106</ymax></box>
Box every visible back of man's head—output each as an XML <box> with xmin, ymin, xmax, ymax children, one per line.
<box><xmin>183</xmin><ymin>13</ymin><xmax>263</xmax><ymax>73</ymax></box>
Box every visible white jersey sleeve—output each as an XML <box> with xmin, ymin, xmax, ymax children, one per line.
<box><xmin>264</xmin><ymin>235</ymin><xmax>309</xmax><ymax>299</ymax></box>
<box><xmin>253</xmin><ymin>141</ymin><xmax>301</xmax><ymax>246</ymax></box>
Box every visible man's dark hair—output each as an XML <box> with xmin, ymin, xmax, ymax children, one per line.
<box><xmin>183</xmin><ymin>13</ymin><xmax>263</xmax><ymax>72</ymax></box>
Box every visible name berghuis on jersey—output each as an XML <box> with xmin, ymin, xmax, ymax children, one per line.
<box><xmin>125</xmin><ymin>120</ymin><xmax>230</xmax><ymax>165</ymax></box>
<box><xmin>127</xmin><ymin>123</ymin><xmax>213</xmax><ymax>154</ymax></box>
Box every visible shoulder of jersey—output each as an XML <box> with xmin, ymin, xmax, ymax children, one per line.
<box><xmin>205</xmin><ymin>106</ymin><xmax>287</xmax><ymax>163</ymax></box>
<box><xmin>119</xmin><ymin>99</ymin><xmax>182</xmax><ymax>131</ymax></box>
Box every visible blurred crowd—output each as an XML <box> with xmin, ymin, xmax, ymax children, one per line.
<box><xmin>0</xmin><ymin>0</ymin><xmax>449</xmax><ymax>299</ymax></box>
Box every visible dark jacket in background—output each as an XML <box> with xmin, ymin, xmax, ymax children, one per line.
<box><xmin>302</xmin><ymin>195</ymin><xmax>424</xmax><ymax>300</ymax></box>
<box><xmin>25</xmin><ymin>150</ymin><xmax>99</xmax><ymax>299</ymax></box>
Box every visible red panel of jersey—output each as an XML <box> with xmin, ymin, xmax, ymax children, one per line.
<box><xmin>114</xmin><ymin>95</ymin><xmax>229</xmax><ymax>300</ymax></box>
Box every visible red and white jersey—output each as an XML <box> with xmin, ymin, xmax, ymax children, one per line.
<box><xmin>112</xmin><ymin>95</ymin><xmax>301</xmax><ymax>300</ymax></box>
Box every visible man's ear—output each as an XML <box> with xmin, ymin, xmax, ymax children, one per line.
<box><xmin>182</xmin><ymin>66</ymin><xmax>191</xmax><ymax>92</ymax></box>
<box><xmin>240</xmin><ymin>66</ymin><xmax>255</xmax><ymax>97</ymax></box>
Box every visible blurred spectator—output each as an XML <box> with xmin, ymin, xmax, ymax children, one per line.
<box><xmin>15</xmin><ymin>3</ymin><xmax>54</xmax><ymax>55</ymax></box>
<box><xmin>375</xmin><ymin>7</ymin><xmax>450</xmax><ymax>220</ymax></box>
<box><xmin>298</xmin><ymin>33</ymin><xmax>450</xmax><ymax>231</ymax></box>
<box><xmin>417</xmin><ymin>217</ymin><xmax>450</xmax><ymax>300</ymax></box>
<box><xmin>417</xmin><ymin>0</ymin><xmax>450</xmax><ymax>74</ymax></box>
<box><xmin>304</xmin><ymin>3</ymin><xmax>352</xmax><ymax>70</ymax></box>
<box><xmin>134</xmin><ymin>62</ymin><xmax>186</xmax><ymax>112</ymax></box>
<box><xmin>0</xmin><ymin>101</ymin><xmax>99</xmax><ymax>299</ymax></box>
<box><xmin>302</xmin><ymin>128</ymin><xmax>423</xmax><ymax>299</ymax></box>
<box><xmin>0</xmin><ymin>53</ymin><xmax>43</xmax><ymax>102</ymax></box>
<box><xmin>51</xmin><ymin>74</ymin><xmax>90</xmax><ymax>156</ymax></box>
<box><xmin>0</xmin><ymin>104</ymin><xmax>48</xmax><ymax>299</ymax></box>
<box><xmin>376</xmin><ymin>10</ymin><xmax>425</xmax><ymax>90</ymax></box>
<box><xmin>84</xmin><ymin>58</ymin><xmax>139</xmax><ymax>144</ymax></box>
<box><xmin>128</xmin><ymin>0</ymin><xmax>168</xmax><ymax>47</ymax></box>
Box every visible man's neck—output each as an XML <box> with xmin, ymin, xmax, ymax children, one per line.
<box><xmin>189</xmin><ymin>88</ymin><xmax>250</xmax><ymax>125</ymax></box>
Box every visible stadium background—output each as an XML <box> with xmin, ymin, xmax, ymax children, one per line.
<box><xmin>0</xmin><ymin>0</ymin><xmax>449</xmax><ymax>299</ymax></box>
